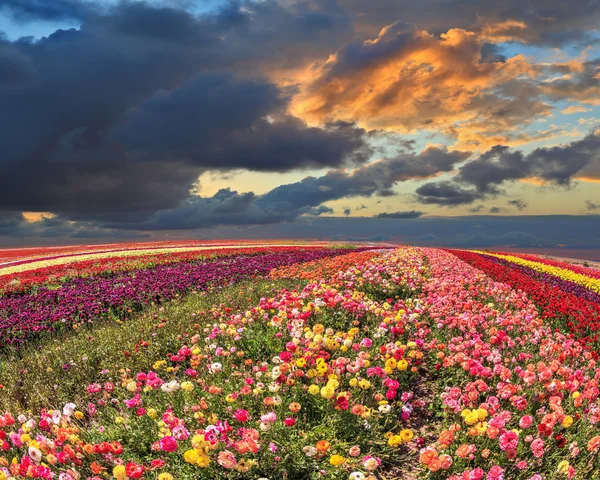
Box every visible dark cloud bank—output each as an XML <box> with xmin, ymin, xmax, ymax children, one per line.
<box><xmin>0</xmin><ymin>0</ymin><xmax>599</xmax><ymax>246</ymax></box>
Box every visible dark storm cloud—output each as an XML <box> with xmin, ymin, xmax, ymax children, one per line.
<box><xmin>0</xmin><ymin>0</ymin><xmax>367</xmax><ymax>217</ymax></box>
<box><xmin>337</xmin><ymin>0</ymin><xmax>600</xmax><ymax>46</ymax></box>
<box><xmin>416</xmin><ymin>131</ymin><xmax>600</xmax><ymax>206</ymax></box>
<box><xmin>0</xmin><ymin>0</ymin><xmax>90</xmax><ymax>22</ymax></box>
<box><xmin>375</xmin><ymin>210</ymin><xmax>423</xmax><ymax>219</ymax></box>
<box><xmin>415</xmin><ymin>182</ymin><xmax>483</xmax><ymax>206</ymax></box>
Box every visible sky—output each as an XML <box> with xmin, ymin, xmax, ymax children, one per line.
<box><xmin>0</xmin><ymin>0</ymin><xmax>599</xmax><ymax>248</ymax></box>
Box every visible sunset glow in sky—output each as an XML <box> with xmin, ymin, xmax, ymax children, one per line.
<box><xmin>0</xmin><ymin>0</ymin><xmax>599</xmax><ymax>246</ymax></box>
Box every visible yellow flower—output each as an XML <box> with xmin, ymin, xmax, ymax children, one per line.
<box><xmin>388</xmin><ymin>435</ymin><xmax>403</xmax><ymax>447</ymax></box>
<box><xmin>181</xmin><ymin>381</ymin><xmax>194</xmax><ymax>392</ymax></box>
<box><xmin>400</xmin><ymin>429</ymin><xmax>414</xmax><ymax>442</ymax></box>
<box><xmin>158</xmin><ymin>474</ymin><xmax>174</xmax><ymax>480</ymax></box>
<box><xmin>196</xmin><ymin>454</ymin><xmax>211</xmax><ymax>467</ymax></box>
<box><xmin>358</xmin><ymin>379</ymin><xmax>371</xmax><ymax>390</ymax></box>
<box><xmin>126</xmin><ymin>381</ymin><xmax>137</xmax><ymax>392</ymax></box>
<box><xmin>557</xmin><ymin>460</ymin><xmax>569</xmax><ymax>475</ymax></box>
<box><xmin>113</xmin><ymin>464</ymin><xmax>128</xmax><ymax>480</ymax></box>
<box><xmin>296</xmin><ymin>358</ymin><xmax>307</xmax><ymax>368</ymax></box>
<box><xmin>320</xmin><ymin>386</ymin><xmax>335</xmax><ymax>399</ymax></box>
<box><xmin>308</xmin><ymin>385</ymin><xmax>320</xmax><ymax>395</ymax></box>
<box><xmin>562</xmin><ymin>416</ymin><xmax>573</xmax><ymax>428</ymax></box>
<box><xmin>74</xmin><ymin>411</ymin><xmax>84</xmax><ymax>420</ymax></box>
<box><xmin>464</xmin><ymin>412</ymin><xmax>479</xmax><ymax>426</ymax></box>
<box><xmin>147</xmin><ymin>408</ymin><xmax>158</xmax><ymax>419</ymax></box>
<box><xmin>573</xmin><ymin>391</ymin><xmax>580</xmax><ymax>399</ymax></box>
<box><xmin>476</xmin><ymin>408</ymin><xmax>488</xmax><ymax>421</ymax></box>
<box><xmin>349</xmin><ymin>378</ymin><xmax>358</xmax><ymax>387</ymax></box>
<box><xmin>184</xmin><ymin>449</ymin><xmax>199</xmax><ymax>465</ymax></box>
<box><xmin>329</xmin><ymin>454</ymin><xmax>345</xmax><ymax>466</ymax></box>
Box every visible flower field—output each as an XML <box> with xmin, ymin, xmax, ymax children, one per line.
<box><xmin>2</xmin><ymin>242</ymin><xmax>600</xmax><ymax>479</ymax></box>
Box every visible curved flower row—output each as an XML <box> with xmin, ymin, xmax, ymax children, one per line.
<box><xmin>0</xmin><ymin>248</ymin><xmax>428</xmax><ymax>480</ymax></box>
<box><xmin>472</xmin><ymin>251</ymin><xmax>600</xmax><ymax>294</ymax></box>
<box><xmin>503</xmin><ymin>252</ymin><xmax>600</xmax><ymax>280</ymax></box>
<box><xmin>450</xmin><ymin>249</ymin><xmax>600</xmax><ymax>342</ymax></box>
<box><xmin>0</xmin><ymin>248</ymin><xmax>362</xmax><ymax>349</ymax></box>
<box><xmin>0</xmin><ymin>246</ymin><xmax>328</xmax><ymax>295</ymax></box>
<box><xmin>0</xmin><ymin>245</ymin><xmax>321</xmax><ymax>278</ymax></box>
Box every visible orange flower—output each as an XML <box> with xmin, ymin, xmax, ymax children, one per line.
<box><xmin>316</xmin><ymin>440</ymin><xmax>330</xmax><ymax>452</ymax></box>
<box><xmin>588</xmin><ymin>436</ymin><xmax>600</xmax><ymax>452</ymax></box>
<box><xmin>438</xmin><ymin>430</ymin><xmax>454</xmax><ymax>447</ymax></box>
<box><xmin>91</xmin><ymin>462</ymin><xmax>105</xmax><ymax>474</ymax></box>
<box><xmin>419</xmin><ymin>449</ymin><xmax>437</xmax><ymax>466</ymax></box>
<box><xmin>289</xmin><ymin>402</ymin><xmax>301</xmax><ymax>413</ymax></box>
<box><xmin>455</xmin><ymin>444</ymin><xmax>470</xmax><ymax>458</ymax></box>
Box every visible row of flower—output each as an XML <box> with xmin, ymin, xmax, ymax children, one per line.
<box><xmin>499</xmin><ymin>252</ymin><xmax>600</xmax><ymax>280</ymax></box>
<box><xmin>415</xmin><ymin>248</ymin><xmax>600</xmax><ymax>479</ymax></box>
<box><xmin>0</xmin><ymin>247</ymin><xmax>425</xmax><ymax>480</ymax></box>
<box><xmin>0</xmin><ymin>246</ymin><xmax>324</xmax><ymax>295</ymax></box>
<box><xmin>450</xmin><ymin>250</ymin><xmax>600</xmax><ymax>343</ymax></box>
<box><xmin>0</xmin><ymin>247</ymin><xmax>365</xmax><ymax>349</ymax></box>
<box><xmin>0</xmin><ymin>241</ymin><xmax>290</xmax><ymax>265</ymax></box>
<box><xmin>471</xmin><ymin>251</ymin><xmax>600</xmax><ymax>294</ymax></box>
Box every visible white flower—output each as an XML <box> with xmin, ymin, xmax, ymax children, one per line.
<box><xmin>28</xmin><ymin>446</ymin><xmax>43</xmax><ymax>463</ymax></box>
<box><xmin>63</xmin><ymin>403</ymin><xmax>76</xmax><ymax>416</ymax></box>
<box><xmin>51</xmin><ymin>410</ymin><xmax>62</xmax><ymax>424</ymax></box>
<box><xmin>17</xmin><ymin>414</ymin><xmax>27</xmax><ymax>424</ymax></box>
<box><xmin>349</xmin><ymin>473</ymin><xmax>366</xmax><ymax>480</ymax></box>
<box><xmin>161</xmin><ymin>380</ymin><xmax>180</xmax><ymax>393</ymax></box>
<box><xmin>209</xmin><ymin>362</ymin><xmax>222</xmax><ymax>373</ymax></box>
<box><xmin>378</xmin><ymin>404</ymin><xmax>391</xmax><ymax>414</ymax></box>
<box><xmin>302</xmin><ymin>446</ymin><xmax>317</xmax><ymax>457</ymax></box>
<box><xmin>259</xmin><ymin>422</ymin><xmax>271</xmax><ymax>432</ymax></box>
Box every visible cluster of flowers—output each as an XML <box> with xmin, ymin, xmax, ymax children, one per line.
<box><xmin>417</xmin><ymin>248</ymin><xmax>600</xmax><ymax>479</ymax></box>
<box><xmin>473</xmin><ymin>251</ymin><xmax>600</xmax><ymax>294</ymax></box>
<box><xmin>0</xmin><ymin>247</ymin><xmax>364</xmax><ymax>348</ymax></box>
<box><xmin>269</xmin><ymin>250</ymin><xmax>382</xmax><ymax>281</ymax></box>
<box><xmin>0</xmin><ymin>248</ymin><xmax>428</xmax><ymax>480</ymax></box>
<box><xmin>450</xmin><ymin>250</ymin><xmax>600</xmax><ymax>343</ymax></box>
<box><xmin>0</xmin><ymin>246</ymin><xmax>322</xmax><ymax>295</ymax></box>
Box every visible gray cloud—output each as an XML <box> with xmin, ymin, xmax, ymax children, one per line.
<box><xmin>376</xmin><ymin>210</ymin><xmax>423</xmax><ymax>219</ymax></box>
<box><xmin>587</xmin><ymin>200</ymin><xmax>600</xmax><ymax>211</ymax></box>
<box><xmin>508</xmin><ymin>199</ymin><xmax>528</xmax><ymax>211</ymax></box>
<box><xmin>416</xmin><ymin>131</ymin><xmax>600</xmax><ymax>205</ymax></box>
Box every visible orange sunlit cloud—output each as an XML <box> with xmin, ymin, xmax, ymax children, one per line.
<box><xmin>290</xmin><ymin>22</ymin><xmax>548</xmax><ymax>151</ymax></box>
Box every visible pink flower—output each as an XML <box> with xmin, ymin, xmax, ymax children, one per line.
<box><xmin>486</xmin><ymin>466</ymin><xmax>504</xmax><ymax>480</ymax></box>
<box><xmin>233</xmin><ymin>409</ymin><xmax>249</xmax><ymax>422</ymax></box>
<box><xmin>531</xmin><ymin>438</ymin><xmax>545</xmax><ymax>458</ymax></box>
<box><xmin>498</xmin><ymin>431</ymin><xmax>518</xmax><ymax>451</ymax></box>
<box><xmin>284</xmin><ymin>417</ymin><xmax>295</xmax><ymax>427</ymax></box>
<box><xmin>217</xmin><ymin>450</ymin><xmax>237</xmax><ymax>469</ymax></box>
<box><xmin>519</xmin><ymin>415</ymin><xmax>533</xmax><ymax>429</ymax></box>
<box><xmin>159</xmin><ymin>436</ymin><xmax>178</xmax><ymax>452</ymax></box>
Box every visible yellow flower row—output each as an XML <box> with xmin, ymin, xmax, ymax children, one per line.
<box><xmin>472</xmin><ymin>250</ymin><xmax>600</xmax><ymax>294</ymax></box>
<box><xmin>0</xmin><ymin>244</ymin><xmax>298</xmax><ymax>277</ymax></box>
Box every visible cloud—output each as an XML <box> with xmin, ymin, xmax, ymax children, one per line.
<box><xmin>542</xmin><ymin>60</ymin><xmax>600</xmax><ymax>106</ymax></box>
<box><xmin>415</xmin><ymin>181</ymin><xmax>483</xmax><ymax>206</ymax></box>
<box><xmin>0</xmin><ymin>1</ymin><xmax>369</xmax><ymax>217</ymax></box>
<box><xmin>336</xmin><ymin>0</ymin><xmax>600</xmax><ymax>46</ymax></box>
<box><xmin>508</xmin><ymin>199</ymin><xmax>528</xmax><ymax>211</ymax></box>
<box><xmin>376</xmin><ymin>210</ymin><xmax>423</xmax><ymax>219</ymax></box>
<box><xmin>292</xmin><ymin>21</ymin><xmax>555</xmax><ymax>150</ymax></box>
<box><xmin>416</xmin><ymin>131</ymin><xmax>600</xmax><ymax>205</ymax></box>
<box><xmin>587</xmin><ymin>200</ymin><xmax>599</xmax><ymax>211</ymax></box>
<box><xmin>489</xmin><ymin>207</ymin><xmax>501</xmax><ymax>213</ymax></box>
<box><xmin>561</xmin><ymin>105</ymin><xmax>591</xmax><ymax>115</ymax></box>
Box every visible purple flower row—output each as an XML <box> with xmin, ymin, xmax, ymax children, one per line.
<box><xmin>481</xmin><ymin>253</ymin><xmax>600</xmax><ymax>304</ymax></box>
<box><xmin>0</xmin><ymin>248</ymin><xmax>370</xmax><ymax>348</ymax></box>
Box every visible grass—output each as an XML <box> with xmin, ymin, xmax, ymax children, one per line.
<box><xmin>0</xmin><ymin>278</ymin><xmax>305</xmax><ymax>412</ymax></box>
